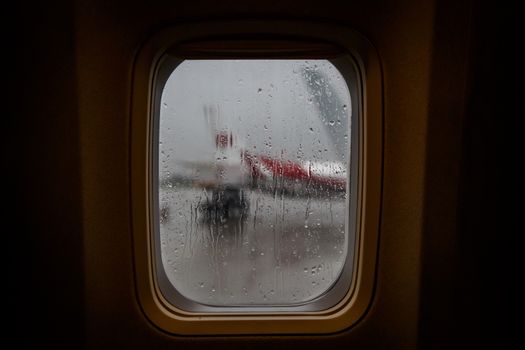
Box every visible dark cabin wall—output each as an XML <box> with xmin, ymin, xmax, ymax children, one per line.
<box><xmin>12</xmin><ymin>0</ymin><xmax>512</xmax><ymax>348</ymax></box>
<box><xmin>419</xmin><ymin>1</ymin><xmax>515</xmax><ymax>349</ymax></box>
<box><xmin>453</xmin><ymin>1</ymin><xmax>514</xmax><ymax>348</ymax></box>
<box><xmin>76</xmin><ymin>1</ymin><xmax>434</xmax><ymax>348</ymax></box>
<box><xmin>418</xmin><ymin>0</ymin><xmax>473</xmax><ymax>348</ymax></box>
<box><xmin>12</xmin><ymin>1</ymin><xmax>85</xmax><ymax>348</ymax></box>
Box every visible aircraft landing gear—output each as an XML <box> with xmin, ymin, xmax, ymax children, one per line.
<box><xmin>199</xmin><ymin>187</ymin><xmax>249</xmax><ymax>222</ymax></box>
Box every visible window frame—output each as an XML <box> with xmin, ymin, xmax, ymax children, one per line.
<box><xmin>131</xmin><ymin>20</ymin><xmax>382</xmax><ymax>335</ymax></box>
<box><xmin>154</xmin><ymin>56</ymin><xmax>358</xmax><ymax>313</ymax></box>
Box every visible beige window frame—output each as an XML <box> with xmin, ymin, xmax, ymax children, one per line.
<box><xmin>130</xmin><ymin>20</ymin><xmax>382</xmax><ymax>335</ymax></box>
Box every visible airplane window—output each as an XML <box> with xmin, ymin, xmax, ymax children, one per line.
<box><xmin>156</xmin><ymin>59</ymin><xmax>355</xmax><ymax>308</ymax></box>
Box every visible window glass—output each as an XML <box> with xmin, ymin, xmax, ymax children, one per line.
<box><xmin>158</xmin><ymin>60</ymin><xmax>352</xmax><ymax>306</ymax></box>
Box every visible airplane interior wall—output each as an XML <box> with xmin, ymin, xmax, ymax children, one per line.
<box><xmin>12</xmin><ymin>0</ymin><xmax>513</xmax><ymax>348</ymax></box>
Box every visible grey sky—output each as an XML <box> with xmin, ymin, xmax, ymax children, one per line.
<box><xmin>159</xmin><ymin>60</ymin><xmax>352</xmax><ymax>178</ymax></box>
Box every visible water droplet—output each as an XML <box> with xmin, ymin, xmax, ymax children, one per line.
<box><xmin>257</xmin><ymin>88</ymin><xmax>262</xmax><ymax>93</ymax></box>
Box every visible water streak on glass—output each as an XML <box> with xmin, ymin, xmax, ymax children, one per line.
<box><xmin>159</xmin><ymin>60</ymin><xmax>351</xmax><ymax>306</ymax></box>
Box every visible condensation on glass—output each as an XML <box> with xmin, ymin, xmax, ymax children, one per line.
<box><xmin>157</xmin><ymin>60</ymin><xmax>353</xmax><ymax>307</ymax></box>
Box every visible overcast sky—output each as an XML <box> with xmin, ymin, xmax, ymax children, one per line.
<box><xmin>159</xmin><ymin>59</ymin><xmax>352</xmax><ymax>177</ymax></box>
